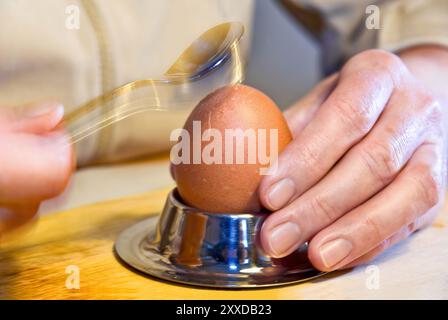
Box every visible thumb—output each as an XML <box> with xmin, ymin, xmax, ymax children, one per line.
<box><xmin>0</xmin><ymin>130</ymin><xmax>74</xmax><ymax>202</ymax></box>
<box><xmin>1</xmin><ymin>101</ymin><xmax>65</xmax><ymax>134</ymax></box>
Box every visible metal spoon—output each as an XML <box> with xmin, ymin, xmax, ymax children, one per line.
<box><xmin>64</xmin><ymin>22</ymin><xmax>245</xmax><ymax>145</ymax></box>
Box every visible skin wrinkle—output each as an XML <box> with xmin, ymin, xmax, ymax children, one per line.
<box><xmin>375</xmin><ymin>87</ymin><xmax>432</xmax><ymax>174</ymax></box>
<box><xmin>331</xmin><ymin>88</ymin><xmax>378</xmax><ymax>138</ymax></box>
<box><xmin>330</xmin><ymin>69</ymin><xmax>394</xmax><ymax>143</ymax></box>
<box><xmin>292</xmin><ymin>131</ymin><xmax>326</xmax><ymax>174</ymax></box>
<box><xmin>387</xmin><ymin>113</ymin><xmax>424</xmax><ymax>171</ymax></box>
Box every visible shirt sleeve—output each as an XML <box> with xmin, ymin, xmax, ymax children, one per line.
<box><xmin>282</xmin><ymin>0</ymin><xmax>448</xmax><ymax>72</ymax></box>
<box><xmin>378</xmin><ymin>0</ymin><xmax>448</xmax><ymax>52</ymax></box>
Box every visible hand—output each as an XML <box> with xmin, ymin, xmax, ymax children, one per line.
<box><xmin>0</xmin><ymin>102</ymin><xmax>74</xmax><ymax>233</ymax></box>
<box><xmin>258</xmin><ymin>48</ymin><xmax>448</xmax><ymax>271</ymax></box>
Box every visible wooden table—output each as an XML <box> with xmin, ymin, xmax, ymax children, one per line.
<box><xmin>1</xmin><ymin>186</ymin><xmax>447</xmax><ymax>299</ymax></box>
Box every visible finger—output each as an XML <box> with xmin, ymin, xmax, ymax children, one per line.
<box><xmin>0</xmin><ymin>101</ymin><xmax>64</xmax><ymax>134</ymax></box>
<box><xmin>307</xmin><ymin>142</ymin><xmax>444</xmax><ymax>271</ymax></box>
<box><xmin>260</xmin><ymin>50</ymin><xmax>402</xmax><ymax>211</ymax></box>
<box><xmin>259</xmin><ymin>84</ymin><xmax>440</xmax><ymax>258</ymax></box>
<box><xmin>0</xmin><ymin>202</ymin><xmax>40</xmax><ymax>234</ymax></box>
<box><xmin>340</xmin><ymin>223</ymin><xmax>413</xmax><ymax>269</ymax></box>
<box><xmin>342</xmin><ymin>208</ymin><xmax>439</xmax><ymax>269</ymax></box>
<box><xmin>284</xmin><ymin>73</ymin><xmax>339</xmax><ymax>136</ymax></box>
<box><xmin>0</xmin><ymin>130</ymin><xmax>74</xmax><ymax>202</ymax></box>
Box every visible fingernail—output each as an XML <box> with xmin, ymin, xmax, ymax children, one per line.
<box><xmin>319</xmin><ymin>238</ymin><xmax>353</xmax><ymax>268</ymax></box>
<box><xmin>24</xmin><ymin>103</ymin><xmax>64</xmax><ymax>119</ymax></box>
<box><xmin>266</xmin><ymin>178</ymin><xmax>296</xmax><ymax>210</ymax></box>
<box><xmin>267</xmin><ymin>222</ymin><xmax>301</xmax><ymax>257</ymax></box>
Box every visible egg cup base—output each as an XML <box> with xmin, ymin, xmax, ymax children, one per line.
<box><xmin>115</xmin><ymin>189</ymin><xmax>325</xmax><ymax>288</ymax></box>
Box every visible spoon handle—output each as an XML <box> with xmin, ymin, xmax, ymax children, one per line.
<box><xmin>64</xmin><ymin>42</ymin><xmax>244</xmax><ymax>146</ymax></box>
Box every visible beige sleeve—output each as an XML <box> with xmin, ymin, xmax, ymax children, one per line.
<box><xmin>379</xmin><ymin>0</ymin><xmax>448</xmax><ymax>52</ymax></box>
<box><xmin>293</xmin><ymin>0</ymin><xmax>448</xmax><ymax>71</ymax></box>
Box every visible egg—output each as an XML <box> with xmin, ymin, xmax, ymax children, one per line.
<box><xmin>172</xmin><ymin>84</ymin><xmax>292</xmax><ymax>213</ymax></box>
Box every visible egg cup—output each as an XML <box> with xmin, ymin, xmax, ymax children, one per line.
<box><xmin>115</xmin><ymin>189</ymin><xmax>325</xmax><ymax>288</ymax></box>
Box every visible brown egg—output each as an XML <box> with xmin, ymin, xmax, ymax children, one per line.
<box><xmin>172</xmin><ymin>84</ymin><xmax>292</xmax><ymax>213</ymax></box>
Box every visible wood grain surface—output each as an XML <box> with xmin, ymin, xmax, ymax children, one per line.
<box><xmin>1</xmin><ymin>187</ymin><xmax>447</xmax><ymax>299</ymax></box>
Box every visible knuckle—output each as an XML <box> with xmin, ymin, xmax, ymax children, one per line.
<box><xmin>308</xmin><ymin>196</ymin><xmax>338</xmax><ymax>224</ymax></box>
<box><xmin>363</xmin><ymin>214</ymin><xmax>384</xmax><ymax>242</ymax></box>
<box><xmin>409</xmin><ymin>86</ymin><xmax>443</xmax><ymax>128</ymax></box>
<box><xmin>420</xmin><ymin>91</ymin><xmax>438</xmax><ymax>109</ymax></box>
<box><xmin>349</xmin><ymin>50</ymin><xmax>403</xmax><ymax>73</ymax></box>
<box><xmin>425</xmin><ymin>95</ymin><xmax>444</xmax><ymax>126</ymax></box>
<box><xmin>374</xmin><ymin>50</ymin><xmax>403</xmax><ymax>71</ymax></box>
<box><xmin>296</xmin><ymin>138</ymin><xmax>327</xmax><ymax>175</ymax></box>
<box><xmin>360</xmin><ymin>140</ymin><xmax>400</xmax><ymax>185</ymax></box>
<box><xmin>412</xmin><ymin>164</ymin><xmax>441</xmax><ymax>209</ymax></box>
<box><xmin>332</xmin><ymin>95</ymin><xmax>373</xmax><ymax>136</ymax></box>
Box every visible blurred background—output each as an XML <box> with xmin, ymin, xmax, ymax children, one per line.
<box><xmin>246</xmin><ymin>0</ymin><xmax>321</xmax><ymax>109</ymax></box>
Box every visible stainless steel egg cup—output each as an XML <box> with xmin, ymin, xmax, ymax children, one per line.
<box><xmin>115</xmin><ymin>189</ymin><xmax>325</xmax><ymax>288</ymax></box>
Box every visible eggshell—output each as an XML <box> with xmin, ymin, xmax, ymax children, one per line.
<box><xmin>172</xmin><ymin>84</ymin><xmax>292</xmax><ymax>213</ymax></box>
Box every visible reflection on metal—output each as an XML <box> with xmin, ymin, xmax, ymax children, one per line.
<box><xmin>115</xmin><ymin>189</ymin><xmax>325</xmax><ymax>288</ymax></box>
